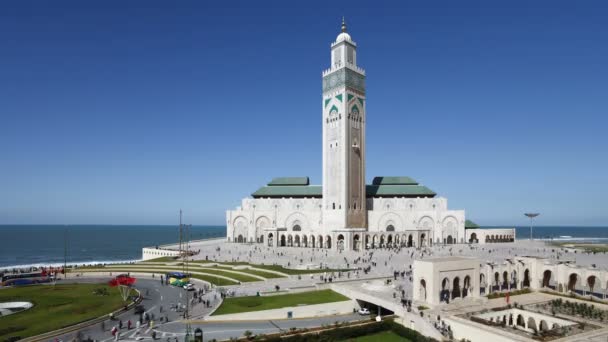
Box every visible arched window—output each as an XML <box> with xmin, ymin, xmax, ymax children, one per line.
<box><xmin>292</xmin><ymin>225</ymin><xmax>301</xmax><ymax>231</ymax></box>
<box><xmin>386</xmin><ymin>225</ymin><xmax>395</xmax><ymax>232</ymax></box>
<box><xmin>332</xmin><ymin>203</ymin><xmax>336</xmax><ymax>210</ymax></box>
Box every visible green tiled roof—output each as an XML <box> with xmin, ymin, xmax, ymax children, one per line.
<box><xmin>251</xmin><ymin>177</ymin><xmax>436</xmax><ymax>198</ymax></box>
<box><xmin>267</xmin><ymin>177</ymin><xmax>310</xmax><ymax>186</ymax></box>
<box><xmin>465</xmin><ymin>220</ymin><xmax>480</xmax><ymax>229</ymax></box>
<box><xmin>252</xmin><ymin>185</ymin><xmax>322</xmax><ymax>198</ymax></box>
<box><xmin>366</xmin><ymin>185</ymin><xmax>435</xmax><ymax>197</ymax></box>
<box><xmin>372</xmin><ymin>176</ymin><xmax>418</xmax><ymax>185</ymax></box>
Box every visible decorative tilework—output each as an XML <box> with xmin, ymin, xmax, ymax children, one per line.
<box><xmin>322</xmin><ymin>68</ymin><xmax>366</xmax><ymax>94</ymax></box>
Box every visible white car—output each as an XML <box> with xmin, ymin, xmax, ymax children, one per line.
<box><xmin>183</xmin><ymin>284</ymin><xmax>195</xmax><ymax>291</ymax></box>
<box><xmin>358</xmin><ymin>308</ymin><xmax>370</xmax><ymax>315</ymax></box>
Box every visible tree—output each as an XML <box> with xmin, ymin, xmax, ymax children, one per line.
<box><xmin>243</xmin><ymin>330</ymin><xmax>253</xmax><ymax>340</ymax></box>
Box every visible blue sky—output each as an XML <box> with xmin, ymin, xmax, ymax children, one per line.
<box><xmin>1</xmin><ymin>1</ymin><xmax>607</xmax><ymax>226</ymax></box>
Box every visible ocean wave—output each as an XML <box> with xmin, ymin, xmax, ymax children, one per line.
<box><xmin>534</xmin><ymin>237</ymin><xmax>608</xmax><ymax>242</ymax></box>
<box><xmin>0</xmin><ymin>259</ymin><xmax>142</xmax><ymax>271</ymax></box>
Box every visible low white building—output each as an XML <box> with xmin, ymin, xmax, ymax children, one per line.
<box><xmin>226</xmin><ymin>20</ymin><xmax>514</xmax><ymax>251</ymax></box>
<box><xmin>413</xmin><ymin>255</ymin><xmax>608</xmax><ymax>307</ymax></box>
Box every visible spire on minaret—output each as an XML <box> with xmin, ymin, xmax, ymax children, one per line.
<box><xmin>341</xmin><ymin>17</ymin><xmax>347</xmax><ymax>32</ymax></box>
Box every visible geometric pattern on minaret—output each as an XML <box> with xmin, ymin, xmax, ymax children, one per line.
<box><xmin>321</xmin><ymin>18</ymin><xmax>367</xmax><ymax>230</ymax></box>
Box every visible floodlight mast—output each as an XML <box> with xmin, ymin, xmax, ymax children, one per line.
<box><xmin>524</xmin><ymin>213</ymin><xmax>540</xmax><ymax>240</ymax></box>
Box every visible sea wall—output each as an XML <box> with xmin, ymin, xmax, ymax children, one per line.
<box><xmin>141</xmin><ymin>247</ymin><xmax>181</xmax><ymax>261</ymax></box>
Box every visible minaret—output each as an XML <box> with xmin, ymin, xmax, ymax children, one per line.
<box><xmin>322</xmin><ymin>18</ymin><xmax>367</xmax><ymax>231</ymax></box>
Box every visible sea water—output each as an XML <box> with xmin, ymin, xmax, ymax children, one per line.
<box><xmin>0</xmin><ymin>225</ymin><xmax>225</xmax><ymax>268</ymax></box>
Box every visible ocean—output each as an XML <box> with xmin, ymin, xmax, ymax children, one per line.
<box><xmin>0</xmin><ymin>225</ymin><xmax>607</xmax><ymax>269</ymax></box>
<box><xmin>0</xmin><ymin>225</ymin><xmax>225</xmax><ymax>269</ymax></box>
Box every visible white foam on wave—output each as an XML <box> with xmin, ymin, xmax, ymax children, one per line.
<box><xmin>0</xmin><ymin>259</ymin><xmax>142</xmax><ymax>271</ymax></box>
<box><xmin>536</xmin><ymin>237</ymin><xmax>608</xmax><ymax>242</ymax></box>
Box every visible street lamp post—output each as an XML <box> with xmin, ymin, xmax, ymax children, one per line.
<box><xmin>524</xmin><ymin>213</ymin><xmax>540</xmax><ymax>240</ymax></box>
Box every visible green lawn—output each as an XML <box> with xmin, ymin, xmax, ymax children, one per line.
<box><xmin>347</xmin><ymin>330</ymin><xmax>411</xmax><ymax>341</ymax></box>
<box><xmin>0</xmin><ymin>284</ymin><xmax>127</xmax><ymax>341</ymax></box>
<box><xmin>75</xmin><ymin>268</ymin><xmax>238</xmax><ymax>286</ymax></box>
<box><xmin>212</xmin><ymin>289</ymin><xmax>349</xmax><ymax>316</ymax></box>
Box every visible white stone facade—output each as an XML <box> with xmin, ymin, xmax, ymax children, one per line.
<box><xmin>226</xmin><ymin>196</ymin><xmax>465</xmax><ymax>250</ymax></box>
<box><xmin>414</xmin><ymin>255</ymin><xmax>608</xmax><ymax>307</ymax></box>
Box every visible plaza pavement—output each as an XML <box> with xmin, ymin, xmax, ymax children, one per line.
<box><xmin>167</xmin><ymin>239</ymin><xmax>608</xmax><ymax>302</ymax></box>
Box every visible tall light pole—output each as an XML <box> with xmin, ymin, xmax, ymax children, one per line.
<box><xmin>524</xmin><ymin>213</ymin><xmax>540</xmax><ymax>240</ymax></box>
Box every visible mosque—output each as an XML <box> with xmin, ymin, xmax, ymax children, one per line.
<box><xmin>226</xmin><ymin>20</ymin><xmax>515</xmax><ymax>251</ymax></box>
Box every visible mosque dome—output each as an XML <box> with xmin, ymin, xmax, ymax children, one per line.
<box><xmin>336</xmin><ymin>31</ymin><xmax>352</xmax><ymax>43</ymax></box>
<box><xmin>335</xmin><ymin>17</ymin><xmax>352</xmax><ymax>43</ymax></box>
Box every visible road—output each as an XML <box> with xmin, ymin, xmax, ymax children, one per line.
<box><xmin>54</xmin><ymin>277</ymin><xmax>364</xmax><ymax>342</ymax></box>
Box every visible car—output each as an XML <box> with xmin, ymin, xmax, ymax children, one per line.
<box><xmin>183</xmin><ymin>283</ymin><xmax>195</xmax><ymax>291</ymax></box>
<box><xmin>358</xmin><ymin>308</ymin><xmax>370</xmax><ymax>315</ymax></box>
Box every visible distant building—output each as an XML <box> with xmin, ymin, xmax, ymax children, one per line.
<box><xmin>226</xmin><ymin>20</ymin><xmax>514</xmax><ymax>251</ymax></box>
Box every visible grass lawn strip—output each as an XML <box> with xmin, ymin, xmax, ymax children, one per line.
<box><xmin>189</xmin><ymin>260</ymin><xmax>350</xmax><ymax>275</ymax></box>
<box><xmin>74</xmin><ymin>268</ymin><xmax>239</xmax><ymax>286</ymax></box>
<box><xmin>211</xmin><ymin>289</ymin><xmax>349</xmax><ymax>316</ymax></box>
<box><xmin>215</xmin><ymin>266</ymin><xmax>285</xmax><ymax>279</ymax></box>
<box><xmin>101</xmin><ymin>265</ymin><xmax>263</xmax><ymax>282</ymax></box>
<box><xmin>0</xmin><ymin>284</ymin><xmax>127</xmax><ymax>341</ymax></box>
<box><xmin>350</xmin><ymin>330</ymin><xmax>411</xmax><ymax>342</ymax></box>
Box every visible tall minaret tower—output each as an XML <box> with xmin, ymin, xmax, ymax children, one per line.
<box><xmin>322</xmin><ymin>18</ymin><xmax>367</xmax><ymax>232</ymax></box>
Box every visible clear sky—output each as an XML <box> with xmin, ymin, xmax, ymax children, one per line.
<box><xmin>1</xmin><ymin>1</ymin><xmax>607</xmax><ymax>226</ymax></box>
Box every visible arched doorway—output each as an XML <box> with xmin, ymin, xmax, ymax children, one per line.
<box><xmin>516</xmin><ymin>314</ymin><xmax>525</xmax><ymax>327</ymax></box>
<box><xmin>407</xmin><ymin>234</ymin><xmax>413</xmax><ymax>247</ymax></box>
<box><xmin>294</xmin><ymin>235</ymin><xmax>300</xmax><ymax>247</ymax></box>
<box><xmin>280</xmin><ymin>234</ymin><xmax>286</xmax><ymax>247</ymax></box>
<box><xmin>446</xmin><ymin>235</ymin><xmax>454</xmax><ymax>244</ymax></box>
<box><xmin>440</xmin><ymin>277</ymin><xmax>450</xmax><ymax>303</ymax></box>
<box><xmin>287</xmin><ymin>235</ymin><xmax>293</xmax><ymax>247</ymax></box>
<box><xmin>318</xmin><ymin>235</ymin><xmax>323</xmax><ymax>248</ymax></box>
<box><xmin>527</xmin><ymin>317</ymin><xmax>537</xmax><ymax>332</ymax></box>
<box><xmin>337</xmin><ymin>234</ymin><xmax>345</xmax><ymax>251</ymax></box>
<box><xmin>502</xmin><ymin>271</ymin><xmax>509</xmax><ymax>289</ymax></box>
<box><xmin>452</xmin><ymin>277</ymin><xmax>461</xmax><ymax>299</ymax></box>
<box><xmin>463</xmin><ymin>276</ymin><xmax>471</xmax><ymax>297</ymax></box>
<box><xmin>588</xmin><ymin>275</ymin><xmax>597</xmax><ymax>295</ymax></box>
<box><xmin>267</xmin><ymin>233</ymin><xmax>274</xmax><ymax>247</ymax></box>
<box><xmin>568</xmin><ymin>273</ymin><xmax>578</xmax><ymax>292</ymax></box>
<box><xmin>420</xmin><ymin>279</ymin><xmax>427</xmax><ymax>300</ymax></box>
<box><xmin>237</xmin><ymin>234</ymin><xmax>244</xmax><ymax>243</ymax></box>
<box><xmin>387</xmin><ymin>234</ymin><xmax>393</xmax><ymax>247</ymax></box>
<box><xmin>365</xmin><ymin>235</ymin><xmax>370</xmax><ymax>249</ymax></box>
<box><xmin>469</xmin><ymin>233</ymin><xmax>477</xmax><ymax>243</ymax></box>
<box><xmin>302</xmin><ymin>235</ymin><xmax>308</xmax><ymax>247</ymax></box>
<box><xmin>310</xmin><ymin>235</ymin><xmax>316</xmax><ymax>248</ymax></box>
<box><xmin>325</xmin><ymin>235</ymin><xmax>332</xmax><ymax>249</ymax></box>
<box><xmin>542</xmin><ymin>270</ymin><xmax>552</xmax><ymax>288</ymax></box>
<box><xmin>353</xmin><ymin>234</ymin><xmax>360</xmax><ymax>251</ymax></box>
<box><xmin>380</xmin><ymin>235</ymin><xmax>385</xmax><ymax>247</ymax></box>
<box><xmin>523</xmin><ymin>269</ymin><xmax>530</xmax><ymax>288</ymax></box>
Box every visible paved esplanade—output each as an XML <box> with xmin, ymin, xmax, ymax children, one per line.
<box><xmin>177</xmin><ymin>239</ymin><xmax>608</xmax><ymax>302</ymax></box>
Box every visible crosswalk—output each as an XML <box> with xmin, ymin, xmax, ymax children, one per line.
<box><xmin>100</xmin><ymin>329</ymin><xmax>185</xmax><ymax>342</ymax></box>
